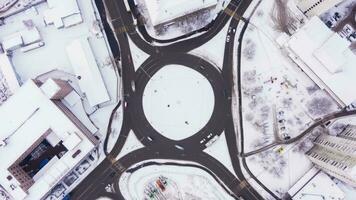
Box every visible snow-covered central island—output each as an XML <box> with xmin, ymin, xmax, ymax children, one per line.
<box><xmin>143</xmin><ymin>64</ymin><xmax>215</xmax><ymax>140</ymax></box>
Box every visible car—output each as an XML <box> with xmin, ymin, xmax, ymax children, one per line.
<box><xmin>226</xmin><ymin>35</ymin><xmax>230</xmax><ymax>42</ymax></box>
<box><xmin>207</xmin><ymin>133</ymin><xmax>213</xmax><ymax>139</ymax></box>
<box><xmin>200</xmin><ymin>138</ymin><xmax>206</xmax><ymax>144</ymax></box>
<box><xmin>174</xmin><ymin>145</ymin><xmax>184</xmax><ymax>150</ymax></box>
<box><xmin>131</xmin><ymin>80</ymin><xmax>136</xmax><ymax>92</ymax></box>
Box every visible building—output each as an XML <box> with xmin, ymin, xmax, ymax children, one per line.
<box><xmin>66</xmin><ymin>37</ymin><xmax>110</xmax><ymax>108</ymax></box>
<box><xmin>287</xmin><ymin>167</ymin><xmax>345</xmax><ymax>200</ymax></box>
<box><xmin>306</xmin><ymin>125</ymin><xmax>356</xmax><ymax>187</ymax></box>
<box><xmin>295</xmin><ymin>0</ymin><xmax>343</xmax><ymax>17</ymax></box>
<box><xmin>277</xmin><ymin>16</ymin><xmax>356</xmax><ymax>107</ymax></box>
<box><xmin>142</xmin><ymin>0</ymin><xmax>218</xmax><ymax>27</ymax></box>
<box><xmin>0</xmin><ymin>79</ymin><xmax>99</xmax><ymax>200</ymax></box>
<box><xmin>1</xmin><ymin>26</ymin><xmax>42</xmax><ymax>52</ymax></box>
<box><xmin>43</xmin><ymin>0</ymin><xmax>83</xmax><ymax>29</ymax></box>
<box><xmin>0</xmin><ymin>52</ymin><xmax>20</xmax><ymax>105</ymax></box>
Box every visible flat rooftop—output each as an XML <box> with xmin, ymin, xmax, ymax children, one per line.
<box><xmin>283</xmin><ymin>16</ymin><xmax>356</xmax><ymax>106</ymax></box>
<box><xmin>0</xmin><ymin>80</ymin><xmax>96</xmax><ymax>200</ymax></box>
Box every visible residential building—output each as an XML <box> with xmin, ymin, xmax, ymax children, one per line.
<box><xmin>287</xmin><ymin>167</ymin><xmax>345</xmax><ymax>200</ymax></box>
<box><xmin>277</xmin><ymin>16</ymin><xmax>356</xmax><ymax>107</ymax></box>
<box><xmin>0</xmin><ymin>79</ymin><xmax>99</xmax><ymax>200</ymax></box>
<box><xmin>142</xmin><ymin>0</ymin><xmax>218</xmax><ymax>27</ymax></box>
<box><xmin>295</xmin><ymin>0</ymin><xmax>343</xmax><ymax>17</ymax></box>
<box><xmin>306</xmin><ymin>126</ymin><xmax>356</xmax><ymax>187</ymax></box>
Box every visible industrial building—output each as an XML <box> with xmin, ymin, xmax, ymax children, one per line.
<box><xmin>294</xmin><ymin>0</ymin><xmax>343</xmax><ymax>17</ymax></box>
<box><xmin>0</xmin><ymin>79</ymin><xmax>99</xmax><ymax>200</ymax></box>
<box><xmin>306</xmin><ymin>125</ymin><xmax>356</xmax><ymax>187</ymax></box>
<box><xmin>66</xmin><ymin>37</ymin><xmax>110</xmax><ymax>108</ymax></box>
<box><xmin>277</xmin><ymin>16</ymin><xmax>356</xmax><ymax>107</ymax></box>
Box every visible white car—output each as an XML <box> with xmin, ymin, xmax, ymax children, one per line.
<box><xmin>226</xmin><ymin>35</ymin><xmax>230</xmax><ymax>42</ymax></box>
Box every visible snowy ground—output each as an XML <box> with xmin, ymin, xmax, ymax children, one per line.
<box><xmin>190</xmin><ymin>21</ymin><xmax>230</xmax><ymax>70</ymax></box>
<box><xmin>119</xmin><ymin>161</ymin><xmax>234</xmax><ymax>200</ymax></box>
<box><xmin>127</xmin><ymin>36</ymin><xmax>150</xmax><ymax>71</ymax></box>
<box><xmin>233</xmin><ymin>0</ymin><xmax>341</xmax><ymax>198</ymax></box>
<box><xmin>115</xmin><ymin>131</ymin><xmax>144</xmax><ymax>160</ymax></box>
<box><xmin>135</xmin><ymin>0</ymin><xmax>228</xmax><ymax>41</ymax></box>
<box><xmin>143</xmin><ymin>64</ymin><xmax>215</xmax><ymax>140</ymax></box>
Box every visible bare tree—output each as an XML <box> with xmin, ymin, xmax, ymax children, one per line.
<box><xmin>270</xmin><ymin>0</ymin><xmax>297</xmax><ymax>35</ymax></box>
<box><xmin>306</xmin><ymin>97</ymin><xmax>333</xmax><ymax>117</ymax></box>
<box><xmin>243</xmin><ymin>39</ymin><xmax>256</xmax><ymax>60</ymax></box>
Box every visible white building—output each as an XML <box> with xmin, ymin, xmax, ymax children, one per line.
<box><xmin>294</xmin><ymin>0</ymin><xmax>343</xmax><ymax>17</ymax></box>
<box><xmin>306</xmin><ymin>126</ymin><xmax>356</xmax><ymax>187</ymax></box>
<box><xmin>277</xmin><ymin>16</ymin><xmax>356</xmax><ymax>107</ymax></box>
<box><xmin>288</xmin><ymin>167</ymin><xmax>345</xmax><ymax>200</ymax></box>
<box><xmin>43</xmin><ymin>0</ymin><xmax>83</xmax><ymax>29</ymax></box>
<box><xmin>0</xmin><ymin>79</ymin><xmax>99</xmax><ymax>200</ymax></box>
<box><xmin>66</xmin><ymin>37</ymin><xmax>110</xmax><ymax>108</ymax></box>
<box><xmin>1</xmin><ymin>26</ymin><xmax>42</xmax><ymax>52</ymax></box>
<box><xmin>142</xmin><ymin>0</ymin><xmax>218</xmax><ymax>27</ymax></box>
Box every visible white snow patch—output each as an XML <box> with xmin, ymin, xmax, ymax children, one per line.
<box><xmin>143</xmin><ymin>64</ymin><xmax>214</xmax><ymax>140</ymax></box>
<box><xmin>190</xmin><ymin>21</ymin><xmax>230</xmax><ymax>70</ymax></box>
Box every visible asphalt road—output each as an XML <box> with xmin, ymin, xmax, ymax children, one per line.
<box><xmin>71</xmin><ymin>0</ymin><xmax>265</xmax><ymax>200</ymax></box>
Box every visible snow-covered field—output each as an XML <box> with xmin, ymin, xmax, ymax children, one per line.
<box><xmin>234</xmin><ymin>0</ymin><xmax>341</xmax><ymax>198</ymax></box>
<box><xmin>119</xmin><ymin>161</ymin><xmax>234</xmax><ymax>200</ymax></box>
<box><xmin>143</xmin><ymin>64</ymin><xmax>215</xmax><ymax>140</ymax></box>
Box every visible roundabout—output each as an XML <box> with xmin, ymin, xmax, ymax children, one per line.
<box><xmin>129</xmin><ymin>53</ymin><xmax>228</xmax><ymax>150</ymax></box>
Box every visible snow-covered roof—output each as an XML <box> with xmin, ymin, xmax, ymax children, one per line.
<box><xmin>0</xmin><ymin>80</ymin><xmax>96</xmax><ymax>200</ymax></box>
<box><xmin>295</xmin><ymin>0</ymin><xmax>344</xmax><ymax>17</ymax></box>
<box><xmin>1</xmin><ymin>26</ymin><xmax>42</xmax><ymax>51</ymax></box>
<box><xmin>283</xmin><ymin>16</ymin><xmax>356</xmax><ymax>106</ymax></box>
<box><xmin>143</xmin><ymin>0</ymin><xmax>217</xmax><ymax>26</ymax></box>
<box><xmin>43</xmin><ymin>0</ymin><xmax>82</xmax><ymax>28</ymax></box>
<box><xmin>288</xmin><ymin>167</ymin><xmax>345</xmax><ymax>199</ymax></box>
<box><xmin>66</xmin><ymin>37</ymin><xmax>110</xmax><ymax>107</ymax></box>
